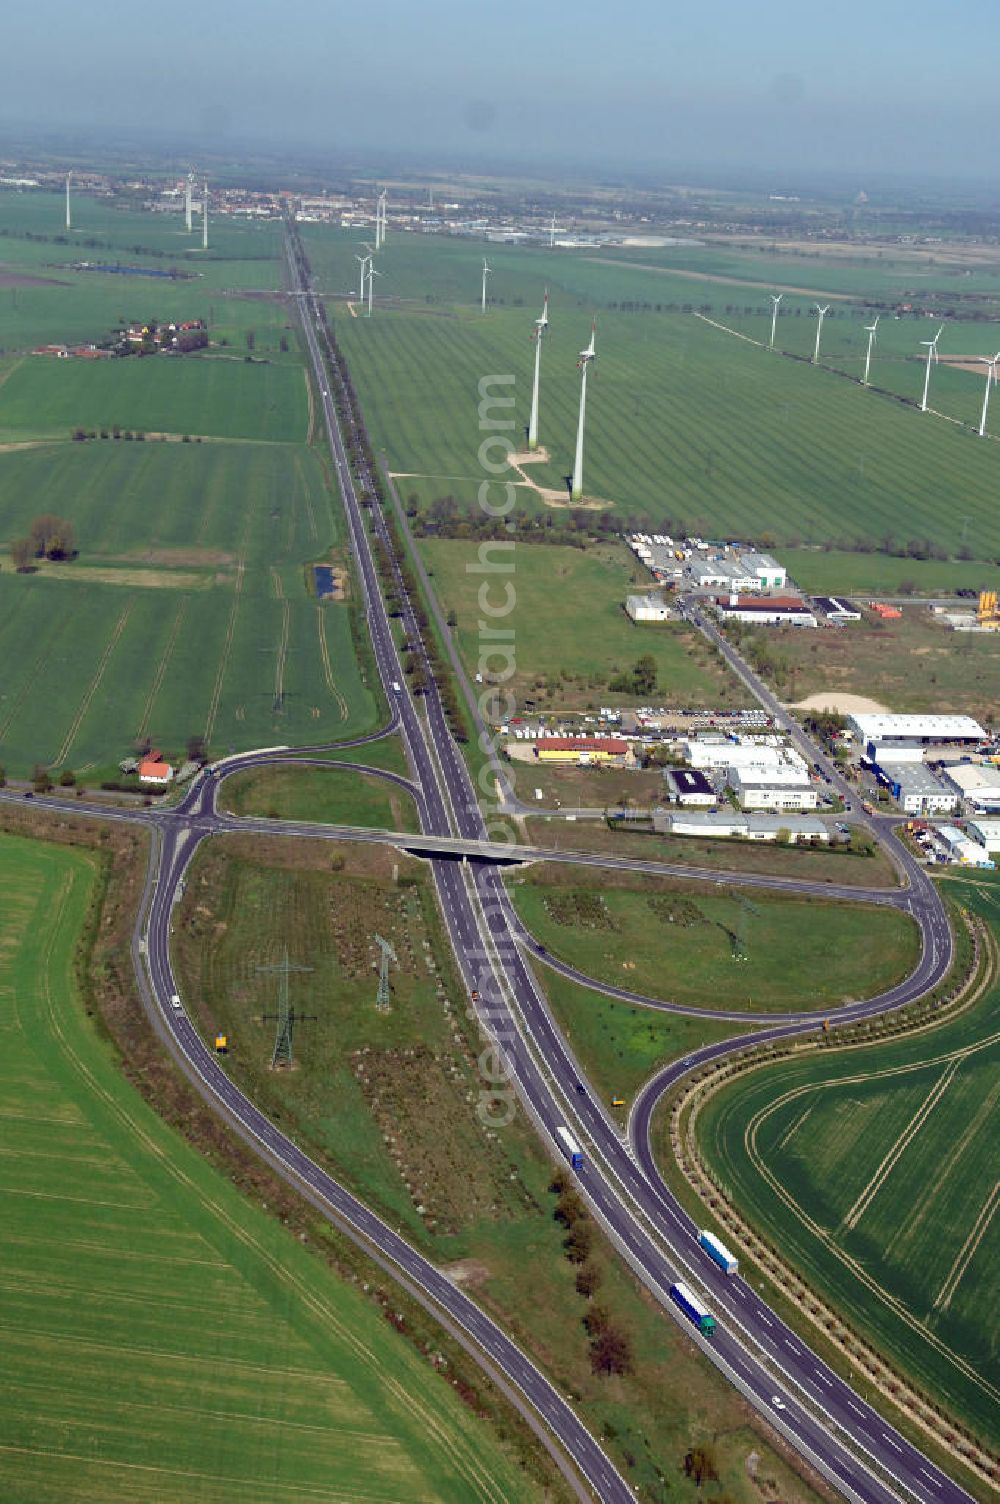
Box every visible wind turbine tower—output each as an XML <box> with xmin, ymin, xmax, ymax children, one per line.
<box><xmin>65</xmin><ymin>172</ymin><xmax>72</xmax><ymax>230</ymax></box>
<box><xmin>368</xmin><ymin>264</ymin><xmax>382</xmax><ymax>317</ymax></box>
<box><xmin>202</xmin><ymin>182</ymin><xmax>209</xmax><ymax>250</ymax></box>
<box><xmin>355</xmin><ymin>253</ymin><xmax>370</xmax><ymax>303</ymax></box>
<box><xmin>375</xmin><ymin>188</ymin><xmax>387</xmax><ymax>249</ymax></box>
<box><xmin>919</xmin><ymin>324</ymin><xmax>944</xmax><ymax>413</ymax></box>
<box><xmin>527</xmin><ymin>289</ymin><xmax>550</xmax><ymax>451</ymax></box>
<box><xmin>570</xmin><ymin>320</ymin><xmax>596</xmax><ymax>502</ymax></box>
<box><xmin>481</xmin><ymin>258</ymin><xmax>492</xmax><ymax>313</ymax></box>
<box><xmin>812</xmin><ymin>304</ymin><xmax>829</xmax><ymax>364</ymax></box>
<box><xmin>862</xmin><ymin>316</ymin><xmax>880</xmax><ymax>387</ymax></box>
<box><xmin>977</xmin><ymin>351</ymin><xmax>1000</xmax><ymax>437</ymax></box>
<box><xmin>184</xmin><ymin>172</ymin><xmax>194</xmax><ymax>233</ymax></box>
<box><xmin>769</xmin><ymin>293</ymin><xmax>782</xmax><ymax>350</ymax></box>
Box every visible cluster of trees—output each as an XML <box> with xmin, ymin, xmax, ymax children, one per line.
<box><xmin>609</xmin><ymin>652</ymin><xmax>658</xmax><ymax>697</ymax></box>
<box><xmin>551</xmin><ymin>1170</ymin><xmax>633</xmax><ymax>1377</ymax></box>
<box><xmin>10</xmin><ymin>514</ymin><xmax>76</xmax><ymax>571</ymax></box>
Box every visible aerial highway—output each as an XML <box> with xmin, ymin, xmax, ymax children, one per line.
<box><xmin>1</xmin><ymin>230</ymin><xmax>978</xmax><ymax>1503</ymax></box>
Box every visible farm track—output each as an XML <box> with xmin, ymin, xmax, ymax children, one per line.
<box><xmin>934</xmin><ymin>1184</ymin><xmax>1000</xmax><ymax>1313</ymax></box>
<box><xmin>203</xmin><ymin>551</ymin><xmax>247</xmax><ymax>745</ymax></box>
<box><xmin>0</xmin><ymin>608</ymin><xmax>76</xmax><ymax>742</ymax></box>
<box><xmin>840</xmin><ymin>1059</ymin><xmax>961</xmax><ymax>1231</ymax></box>
<box><xmin>136</xmin><ymin>598</ymin><xmax>188</xmax><ymax>740</ymax></box>
<box><xmin>274</xmin><ymin>600</ymin><xmax>290</xmax><ymax>707</ymax></box>
<box><xmin>51</xmin><ymin>599</ymin><xmax>134</xmax><ymax>768</ymax></box>
<box><xmin>316</xmin><ymin>606</ymin><xmax>349</xmax><ymax>720</ymax></box>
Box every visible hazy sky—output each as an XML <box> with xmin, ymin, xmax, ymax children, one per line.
<box><xmin>3</xmin><ymin>0</ymin><xmax>999</xmax><ymax>183</ymax></box>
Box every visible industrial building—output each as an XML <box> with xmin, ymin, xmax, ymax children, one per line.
<box><xmin>849</xmin><ymin>714</ymin><xmax>988</xmax><ymax>746</ymax></box>
<box><xmin>866</xmin><ymin>759</ymin><xmax>958</xmax><ymax>816</ymax></box>
<box><xmin>689</xmin><ymin>553</ymin><xmax>786</xmax><ymax>592</ymax></box>
<box><xmin>534</xmin><ymin>737</ymin><xmax>628</xmax><ymax>765</ymax></box>
<box><xmin>715</xmin><ymin>595</ymin><xmax>817</xmax><ymax>627</ymax></box>
<box><xmin>683</xmin><ymin>738</ymin><xmax>807</xmax><ymax>774</ymax></box>
<box><xmin>653</xmin><ymin>810</ymin><xmax>829</xmax><ymax>843</ymax></box>
<box><xmin>814</xmin><ymin>596</ymin><xmax>862</xmax><ymax>622</ymax></box>
<box><xmin>968</xmin><ymin>819</ymin><xmax>1000</xmax><ymax>853</ymax></box>
<box><xmin>941</xmin><ymin>762</ymin><xmax>1000</xmax><ymax>811</ymax></box>
<box><xmin>625</xmin><ymin>592</ymin><xmax>672</xmax><ymax>623</ymax></box>
<box><xmin>663</xmin><ymin>768</ymin><xmax>716</xmax><ymax>805</ymax></box>
<box><xmin>936</xmin><ymin>825</ymin><xmax>994</xmax><ymax>867</ymax></box>
<box><xmin>729</xmin><ymin>769</ymin><xmax>818</xmax><ymax>811</ymax></box>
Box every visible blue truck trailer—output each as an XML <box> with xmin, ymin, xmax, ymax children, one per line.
<box><xmin>699</xmin><ymin>1228</ymin><xmax>738</xmax><ymax>1274</ymax></box>
<box><xmin>670</xmin><ymin>1281</ymin><xmax>716</xmax><ymax>1334</ymax></box>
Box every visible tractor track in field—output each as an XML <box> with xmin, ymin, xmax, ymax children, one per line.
<box><xmin>203</xmin><ymin>552</ymin><xmax>246</xmax><ymax>746</ymax></box>
<box><xmin>0</xmin><ymin>610</ymin><xmax>77</xmax><ymax>743</ymax></box>
<box><xmin>316</xmin><ymin>606</ymin><xmax>349</xmax><ymax>720</ymax></box>
<box><xmin>137</xmin><ymin>598</ymin><xmax>188</xmax><ymax>741</ymax></box>
<box><xmin>51</xmin><ymin>600</ymin><xmax>133</xmax><ymax>768</ymax></box>
<box><xmin>934</xmin><ymin>1182</ymin><xmax>1000</xmax><ymax>1312</ymax></box>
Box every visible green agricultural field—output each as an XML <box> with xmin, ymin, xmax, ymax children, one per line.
<box><xmin>302</xmin><ymin>224</ymin><xmax>1000</xmax><ymax>560</ymax></box>
<box><xmin>221</xmin><ymin>761</ymin><xmax>420</xmax><ymax>830</ymax></box>
<box><xmin>419</xmin><ymin>539</ymin><xmax>747</xmax><ymax>710</ymax></box>
<box><xmin>778</xmin><ymin>549</ymin><xmax>997</xmax><ymax>599</ymax></box>
<box><xmin>0</xmin><ymin>352</ymin><xmax>307</xmax><ymax>442</ymax></box>
<box><xmin>695</xmin><ymin>876</ymin><xmax>1000</xmax><ymax>1444</ymax></box>
<box><xmin>508</xmin><ymin>868</ymin><xmax>919</xmax><ymax>1014</ymax></box>
<box><xmin>0</xmin><ymin>828</ymin><xmax>530</xmax><ymax>1503</ymax></box>
<box><xmin>0</xmin><ymin>191</ymin><xmax>287</xmax><ymax>352</ymax></box>
<box><xmin>0</xmin><ymin>441</ymin><xmax>375</xmax><ymax>776</ymax></box>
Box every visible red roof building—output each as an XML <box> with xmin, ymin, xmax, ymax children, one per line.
<box><xmin>139</xmin><ymin>752</ymin><xmax>174</xmax><ymax>785</ymax></box>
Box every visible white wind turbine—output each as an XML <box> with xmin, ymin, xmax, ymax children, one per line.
<box><xmin>977</xmin><ymin>351</ymin><xmax>1000</xmax><ymax>437</ymax></box>
<box><xmin>570</xmin><ymin>320</ymin><xmax>597</xmax><ymax>502</ymax></box>
<box><xmin>65</xmin><ymin>171</ymin><xmax>72</xmax><ymax>230</ymax></box>
<box><xmin>919</xmin><ymin>324</ymin><xmax>944</xmax><ymax>412</ymax></box>
<box><xmin>812</xmin><ymin>304</ymin><xmax>829</xmax><ymax>364</ymax></box>
<box><xmin>862</xmin><ymin>315</ymin><xmax>880</xmax><ymax>387</ymax></box>
<box><xmin>769</xmin><ymin>293</ymin><xmax>782</xmax><ymax>351</ymax></box>
<box><xmin>527</xmin><ymin>289</ymin><xmax>550</xmax><ymax>451</ymax></box>
<box><xmin>202</xmin><ymin>181</ymin><xmax>209</xmax><ymax>250</ymax></box>
<box><xmin>374</xmin><ymin>188</ymin><xmax>387</xmax><ymax>249</ymax></box>
<box><xmin>481</xmin><ymin>258</ymin><xmax>492</xmax><ymax>313</ymax></box>
<box><xmin>367</xmin><ymin>264</ymin><xmax>382</xmax><ymax>317</ymax></box>
<box><xmin>185</xmin><ymin>171</ymin><xmax>194</xmax><ymax>233</ymax></box>
<box><xmin>355</xmin><ymin>253</ymin><xmax>370</xmax><ymax>302</ymax></box>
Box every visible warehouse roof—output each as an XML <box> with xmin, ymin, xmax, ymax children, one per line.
<box><xmin>877</xmin><ymin>761</ymin><xmax>956</xmax><ymax>798</ymax></box>
<box><xmin>942</xmin><ymin>762</ymin><xmax>1000</xmax><ymax>796</ymax></box>
<box><xmin>851</xmin><ymin>714</ymin><xmax>987</xmax><ymax>742</ymax></box>
<box><xmin>716</xmin><ymin>594</ymin><xmax>806</xmax><ymax>611</ymax></box>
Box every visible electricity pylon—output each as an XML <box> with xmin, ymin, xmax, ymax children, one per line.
<box><xmin>257</xmin><ymin>946</ymin><xmax>314</xmax><ymax>1068</ymax></box>
<box><xmin>374</xmin><ymin>934</ymin><xmax>397</xmax><ymax>1011</ymax></box>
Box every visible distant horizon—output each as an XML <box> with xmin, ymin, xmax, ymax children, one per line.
<box><xmin>2</xmin><ymin>118</ymin><xmax>999</xmax><ymax>208</ymax></box>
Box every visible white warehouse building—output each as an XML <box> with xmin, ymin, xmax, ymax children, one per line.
<box><xmin>969</xmin><ymin>819</ymin><xmax>1000</xmax><ymax>853</ymax></box>
<box><xmin>729</xmin><ymin>769</ymin><xmax>818</xmax><ymax>811</ymax></box>
<box><xmin>850</xmin><ymin>713</ymin><xmax>987</xmax><ymax>746</ymax></box>
<box><xmin>942</xmin><ymin>762</ymin><xmax>1000</xmax><ymax>811</ymax></box>
<box><xmin>684</xmin><ymin>739</ymin><xmax>807</xmax><ymax>774</ymax></box>
<box><xmin>625</xmin><ymin>592</ymin><xmax>672</xmax><ymax>623</ymax></box>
